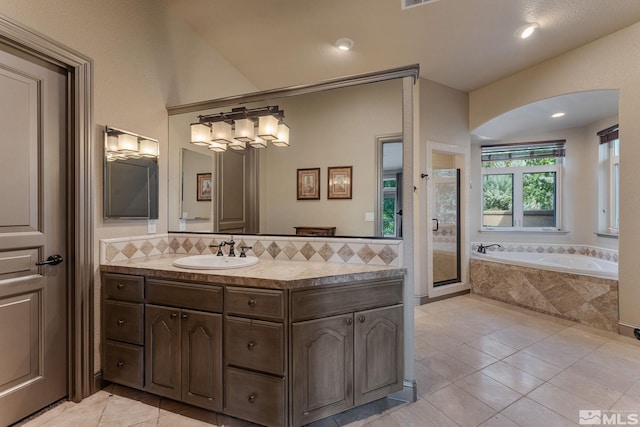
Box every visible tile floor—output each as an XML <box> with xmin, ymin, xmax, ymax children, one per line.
<box><xmin>17</xmin><ymin>294</ymin><xmax>640</xmax><ymax>427</ymax></box>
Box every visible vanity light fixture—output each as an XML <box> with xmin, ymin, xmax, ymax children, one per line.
<box><xmin>272</xmin><ymin>122</ymin><xmax>290</xmax><ymax>147</ymax></box>
<box><xmin>518</xmin><ymin>22</ymin><xmax>539</xmax><ymax>39</ymax></box>
<box><xmin>190</xmin><ymin>106</ymin><xmax>290</xmax><ymax>151</ymax></box>
<box><xmin>105</xmin><ymin>126</ymin><xmax>159</xmax><ymax>161</ymax></box>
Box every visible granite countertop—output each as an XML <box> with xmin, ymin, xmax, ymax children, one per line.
<box><xmin>100</xmin><ymin>254</ymin><xmax>405</xmax><ymax>290</ymax></box>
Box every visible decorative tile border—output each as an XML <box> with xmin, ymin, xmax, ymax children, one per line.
<box><xmin>471</xmin><ymin>242</ymin><xmax>618</xmax><ymax>263</ymax></box>
<box><xmin>101</xmin><ymin>233</ymin><xmax>403</xmax><ymax>267</ymax></box>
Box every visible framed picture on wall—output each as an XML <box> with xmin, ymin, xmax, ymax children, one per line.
<box><xmin>197</xmin><ymin>173</ymin><xmax>212</xmax><ymax>201</ymax></box>
<box><xmin>297</xmin><ymin>168</ymin><xmax>320</xmax><ymax>200</ymax></box>
<box><xmin>328</xmin><ymin>166</ymin><xmax>352</xmax><ymax>199</ymax></box>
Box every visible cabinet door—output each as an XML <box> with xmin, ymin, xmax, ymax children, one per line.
<box><xmin>354</xmin><ymin>304</ymin><xmax>404</xmax><ymax>405</ymax></box>
<box><xmin>145</xmin><ymin>304</ymin><xmax>181</xmax><ymax>400</ymax></box>
<box><xmin>292</xmin><ymin>314</ymin><xmax>353</xmax><ymax>427</ymax></box>
<box><xmin>181</xmin><ymin>309</ymin><xmax>223</xmax><ymax>411</ymax></box>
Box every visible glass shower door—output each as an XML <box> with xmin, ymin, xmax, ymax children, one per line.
<box><xmin>432</xmin><ymin>168</ymin><xmax>461</xmax><ymax>286</ymax></box>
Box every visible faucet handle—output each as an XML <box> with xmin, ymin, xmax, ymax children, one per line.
<box><xmin>239</xmin><ymin>246</ymin><xmax>252</xmax><ymax>258</ymax></box>
<box><xmin>209</xmin><ymin>242</ymin><xmax>225</xmax><ymax>256</ymax></box>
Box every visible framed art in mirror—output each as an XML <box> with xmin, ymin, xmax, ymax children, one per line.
<box><xmin>297</xmin><ymin>168</ymin><xmax>320</xmax><ymax>200</ymax></box>
<box><xmin>328</xmin><ymin>166</ymin><xmax>352</xmax><ymax>199</ymax></box>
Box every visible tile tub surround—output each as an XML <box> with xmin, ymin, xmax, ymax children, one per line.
<box><xmin>470</xmin><ymin>258</ymin><xmax>619</xmax><ymax>332</ymax></box>
<box><xmin>101</xmin><ymin>233</ymin><xmax>402</xmax><ymax>266</ymax></box>
<box><xmin>471</xmin><ymin>242</ymin><xmax>618</xmax><ymax>263</ymax></box>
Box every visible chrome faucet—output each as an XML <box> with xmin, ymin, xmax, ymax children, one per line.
<box><xmin>477</xmin><ymin>243</ymin><xmax>502</xmax><ymax>254</ymax></box>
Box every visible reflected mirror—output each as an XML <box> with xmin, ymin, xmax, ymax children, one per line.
<box><xmin>168</xmin><ymin>70</ymin><xmax>413</xmax><ymax>237</ymax></box>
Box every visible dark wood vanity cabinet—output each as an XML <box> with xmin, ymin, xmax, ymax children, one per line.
<box><xmin>144</xmin><ymin>279</ymin><xmax>223</xmax><ymax>411</ymax></box>
<box><xmin>101</xmin><ymin>272</ymin><xmax>403</xmax><ymax>427</ymax></box>
<box><xmin>290</xmin><ymin>279</ymin><xmax>404</xmax><ymax>426</ymax></box>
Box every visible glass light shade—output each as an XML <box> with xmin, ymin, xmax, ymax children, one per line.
<box><xmin>190</xmin><ymin>123</ymin><xmax>210</xmax><ymax>146</ymax></box>
<box><xmin>258</xmin><ymin>115</ymin><xmax>279</xmax><ymax>140</ymax></box>
<box><xmin>211</xmin><ymin>121</ymin><xmax>233</xmax><ymax>143</ymax></box>
<box><xmin>208</xmin><ymin>141</ymin><xmax>227</xmax><ymax>152</ymax></box>
<box><xmin>249</xmin><ymin>135</ymin><xmax>267</xmax><ymax>148</ymax></box>
<box><xmin>139</xmin><ymin>139</ymin><xmax>159</xmax><ymax>158</ymax></box>
<box><xmin>229</xmin><ymin>140</ymin><xmax>246</xmax><ymax>150</ymax></box>
<box><xmin>105</xmin><ymin>134</ymin><xmax>119</xmax><ymax>152</ymax></box>
<box><xmin>234</xmin><ymin>118</ymin><xmax>255</xmax><ymax>142</ymax></box>
<box><xmin>117</xmin><ymin>133</ymin><xmax>138</xmax><ymax>153</ymax></box>
<box><xmin>272</xmin><ymin>122</ymin><xmax>290</xmax><ymax>147</ymax></box>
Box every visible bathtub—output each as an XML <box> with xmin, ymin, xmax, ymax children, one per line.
<box><xmin>471</xmin><ymin>250</ymin><xmax>618</xmax><ymax>280</ymax></box>
<box><xmin>470</xmin><ymin>248</ymin><xmax>619</xmax><ymax>331</ymax></box>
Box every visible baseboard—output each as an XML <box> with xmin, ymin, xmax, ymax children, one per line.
<box><xmin>388</xmin><ymin>380</ymin><xmax>417</xmax><ymax>403</ymax></box>
<box><xmin>619</xmin><ymin>322</ymin><xmax>640</xmax><ymax>340</ymax></box>
<box><xmin>93</xmin><ymin>371</ymin><xmax>106</xmax><ymax>393</ymax></box>
<box><xmin>419</xmin><ymin>289</ymin><xmax>470</xmax><ymax>305</ymax></box>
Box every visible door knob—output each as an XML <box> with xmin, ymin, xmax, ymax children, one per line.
<box><xmin>36</xmin><ymin>254</ymin><xmax>64</xmax><ymax>266</ymax></box>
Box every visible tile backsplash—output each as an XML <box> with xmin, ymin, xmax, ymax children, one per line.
<box><xmin>471</xmin><ymin>242</ymin><xmax>618</xmax><ymax>263</ymax></box>
<box><xmin>101</xmin><ymin>233</ymin><xmax>403</xmax><ymax>267</ymax></box>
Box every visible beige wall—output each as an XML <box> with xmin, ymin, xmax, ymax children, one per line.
<box><xmin>0</xmin><ymin>0</ymin><xmax>256</xmax><ymax>372</ymax></box>
<box><xmin>470</xmin><ymin>22</ymin><xmax>639</xmax><ymax>328</ymax></box>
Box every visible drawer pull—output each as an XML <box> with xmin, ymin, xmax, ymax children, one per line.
<box><xmin>181</xmin><ymin>314</ymin><xmax>189</xmax><ymax>320</ymax></box>
<box><xmin>248</xmin><ymin>393</ymin><xmax>257</xmax><ymax>403</ymax></box>
<box><xmin>247</xmin><ymin>298</ymin><xmax>257</xmax><ymax>307</ymax></box>
<box><xmin>170</xmin><ymin>313</ymin><xmax>178</xmax><ymax>319</ymax></box>
<box><xmin>358</xmin><ymin>315</ymin><xmax>366</xmax><ymax>323</ymax></box>
<box><xmin>116</xmin><ymin>361</ymin><xmax>125</xmax><ymax>368</ymax></box>
<box><xmin>346</xmin><ymin>318</ymin><xmax>353</xmax><ymax>325</ymax></box>
<box><xmin>247</xmin><ymin>341</ymin><xmax>256</xmax><ymax>351</ymax></box>
<box><xmin>116</xmin><ymin>319</ymin><xmax>125</xmax><ymax>326</ymax></box>
<box><xmin>116</xmin><ymin>283</ymin><xmax>125</xmax><ymax>289</ymax></box>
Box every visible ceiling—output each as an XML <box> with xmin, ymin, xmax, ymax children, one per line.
<box><xmin>163</xmin><ymin>0</ymin><xmax>636</xmax><ymax>140</ymax></box>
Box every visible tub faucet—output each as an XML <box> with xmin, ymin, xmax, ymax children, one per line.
<box><xmin>477</xmin><ymin>243</ymin><xmax>502</xmax><ymax>254</ymax></box>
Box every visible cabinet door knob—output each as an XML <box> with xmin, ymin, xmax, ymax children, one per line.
<box><xmin>181</xmin><ymin>314</ymin><xmax>189</xmax><ymax>319</ymax></box>
<box><xmin>346</xmin><ymin>318</ymin><xmax>353</xmax><ymax>325</ymax></box>
<box><xmin>116</xmin><ymin>283</ymin><xmax>125</xmax><ymax>289</ymax></box>
<box><xmin>116</xmin><ymin>319</ymin><xmax>125</xmax><ymax>326</ymax></box>
<box><xmin>358</xmin><ymin>315</ymin><xmax>366</xmax><ymax>323</ymax></box>
<box><xmin>247</xmin><ymin>298</ymin><xmax>256</xmax><ymax>307</ymax></box>
<box><xmin>248</xmin><ymin>393</ymin><xmax>257</xmax><ymax>403</ymax></box>
<box><xmin>247</xmin><ymin>341</ymin><xmax>256</xmax><ymax>351</ymax></box>
<box><xmin>170</xmin><ymin>313</ymin><xmax>178</xmax><ymax>319</ymax></box>
<box><xmin>116</xmin><ymin>361</ymin><xmax>125</xmax><ymax>368</ymax></box>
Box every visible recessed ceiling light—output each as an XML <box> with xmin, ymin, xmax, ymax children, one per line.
<box><xmin>518</xmin><ymin>22</ymin><xmax>539</xmax><ymax>39</ymax></box>
<box><xmin>335</xmin><ymin>38</ymin><xmax>354</xmax><ymax>51</ymax></box>
<box><xmin>551</xmin><ymin>112</ymin><xmax>565</xmax><ymax>118</ymax></box>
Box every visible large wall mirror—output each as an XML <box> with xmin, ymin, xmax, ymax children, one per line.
<box><xmin>167</xmin><ymin>66</ymin><xmax>418</xmax><ymax>237</ymax></box>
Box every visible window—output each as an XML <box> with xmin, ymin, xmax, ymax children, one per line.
<box><xmin>481</xmin><ymin>141</ymin><xmax>564</xmax><ymax>231</ymax></box>
<box><xmin>598</xmin><ymin>125</ymin><xmax>619</xmax><ymax>234</ymax></box>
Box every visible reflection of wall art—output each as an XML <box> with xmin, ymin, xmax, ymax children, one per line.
<box><xmin>328</xmin><ymin>166</ymin><xmax>352</xmax><ymax>199</ymax></box>
<box><xmin>197</xmin><ymin>173</ymin><xmax>212</xmax><ymax>201</ymax></box>
<box><xmin>297</xmin><ymin>168</ymin><xmax>320</xmax><ymax>200</ymax></box>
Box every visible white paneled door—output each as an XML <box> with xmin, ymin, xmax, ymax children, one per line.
<box><xmin>0</xmin><ymin>43</ymin><xmax>68</xmax><ymax>426</ymax></box>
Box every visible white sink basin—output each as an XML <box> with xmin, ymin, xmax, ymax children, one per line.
<box><xmin>173</xmin><ymin>255</ymin><xmax>259</xmax><ymax>270</ymax></box>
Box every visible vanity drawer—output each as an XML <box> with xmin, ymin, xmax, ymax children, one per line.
<box><xmin>146</xmin><ymin>279</ymin><xmax>223</xmax><ymax>313</ymax></box>
<box><xmin>291</xmin><ymin>278</ymin><xmax>403</xmax><ymax>321</ymax></box>
<box><xmin>225</xmin><ymin>316</ymin><xmax>284</xmax><ymax>375</ymax></box>
<box><xmin>225</xmin><ymin>367</ymin><xmax>285</xmax><ymax>427</ymax></box>
<box><xmin>103</xmin><ymin>300</ymin><xmax>144</xmax><ymax>345</ymax></box>
<box><xmin>225</xmin><ymin>287</ymin><xmax>284</xmax><ymax>321</ymax></box>
<box><xmin>103</xmin><ymin>273</ymin><xmax>144</xmax><ymax>302</ymax></box>
<box><xmin>103</xmin><ymin>340</ymin><xmax>143</xmax><ymax>389</ymax></box>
